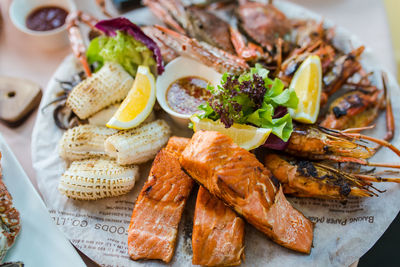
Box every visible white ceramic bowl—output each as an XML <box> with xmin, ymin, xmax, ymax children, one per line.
<box><xmin>9</xmin><ymin>0</ymin><xmax>76</xmax><ymax>50</ymax></box>
<box><xmin>156</xmin><ymin>57</ymin><xmax>222</xmax><ymax>128</ymax></box>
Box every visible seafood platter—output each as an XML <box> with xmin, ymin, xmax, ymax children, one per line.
<box><xmin>31</xmin><ymin>0</ymin><xmax>400</xmax><ymax>266</ymax></box>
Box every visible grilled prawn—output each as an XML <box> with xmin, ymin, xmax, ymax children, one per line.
<box><xmin>321</xmin><ymin>73</ymin><xmax>395</xmax><ymax>144</ymax></box>
<box><xmin>264</xmin><ymin>154</ymin><xmax>399</xmax><ymax>199</ymax></box>
<box><xmin>180</xmin><ymin>131</ymin><xmax>314</xmax><ymax>254</ymax></box>
<box><xmin>285</xmin><ymin>124</ymin><xmax>400</xmax><ymax>168</ymax></box>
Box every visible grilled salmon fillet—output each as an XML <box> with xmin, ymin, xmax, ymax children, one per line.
<box><xmin>192</xmin><ymin>186</ymin><xmax>245</xmax><ymax>266</ymax></box>
<box><xmin>164</xmin><ymin>136</ymin><xmax>190</xmax><ymax>158</ymax></box>
<box><xmin>128</xmin><ymin>137</ymin><xmax>193</xmax><ymax>262</ymax></box>
<box><xmin>180</xmin><ymin>131</ymin><xmax>314</xmax><ymax>254</ymax></box>
<box><xmin>167</xmin><ymin>136</ymin><xmax>245</xmax><ymax>265</ymax></box>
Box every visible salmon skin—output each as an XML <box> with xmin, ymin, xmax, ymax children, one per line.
<box><xmin>180</xmin><ymin>131</ymin><xmax>314</xmax><ymax>254</ymax></box>
<box><xmin>192</xmin><ymin>186</ymin><xmax>245</xmax><ymax>266</ymax></box>
<box><xmin>128</xmin><ymin>137</ymin><xmax>193</xmax><ymax>262</ymax></box>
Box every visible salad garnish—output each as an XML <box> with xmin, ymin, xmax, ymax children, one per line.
<box><xmin>87</xmin><ymin>18</ymin><xmax>164</xmax><ymax>76</ymax></box>
<box><xmin>196</xmin><ymin>64</ymin><xmax>298</xmax><ymax>142</ymax></box>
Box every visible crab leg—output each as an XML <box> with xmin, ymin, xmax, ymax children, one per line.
<box><xmin>66</xmin><ymin>11</ymin><xmax>99</xmax><ymax>77</ymax></box>
<box><xmin>95</xmin><ymin>0</ymin><xmax>112</xmax><ymax>18</ymax></box>
<box><xmin>153</xmin><ymin>25</ymin><xmax>248</xmax><ymax>74</ymax></box>
<box><xmin>143</xmin><ymin>0</ymin><xmax>185</xmax><ymax>34</ymax></box>
<box><xmin>230</xmin><ymin>26</ymin><xmax>260</xmax><ymax>61</ymax></box>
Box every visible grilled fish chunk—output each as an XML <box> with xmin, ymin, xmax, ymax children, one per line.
<box><xmin>192</xmin><ymin>186</ymin><xmax>245</xmax><ymax>266</ymax></box>
<box><xmin>165</xmin><ymin>136</ymin><xmax>245</xmax><ymax>264</ymax></box>
<box><xmin>180</xmin><ymin>131</ymin><xmax>314</xmax><ymax>254</ymax></box>
<box><xmin>128</xmin><ymin>139</ymin><xmax>193</xmax><ymax>262</ymax></box>
<box><xmin>164</xmin><ymin>136</ymin><xmax>190</xmax><ymax>158</ymax></box>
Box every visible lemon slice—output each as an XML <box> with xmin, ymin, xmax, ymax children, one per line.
<box><xmin>107</xmin><ymin>66</ymin><xmax>156</xmax><ymax>130</ymax></box>
<box><xmin>288</xmin><ymin>55</ymin><xmax>322</xmax><ymax>124</ymax></box>
<box><xmin>191</xmin><ymin>116</ymin><xmax>272</xmax><ymax>150</ymax></box>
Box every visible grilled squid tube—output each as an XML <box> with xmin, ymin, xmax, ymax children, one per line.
<box><xmin>66</xmin><ymin>62</ymin><xmax>133</xmax><ymax>119</ymax></box>
<box><xmin>59</xmin><ymin>125</ymin><xmax>117</xmax><ymax>161</ymax></box>
<box><xmin>58</xmin><ymin>158</ymin><xmax>139</xmax><ymax>200</ymax></box>
<box><xmin>105</xmin><ymin>120</ymin><xmax>171</xmax><ymax>165</ymax></box>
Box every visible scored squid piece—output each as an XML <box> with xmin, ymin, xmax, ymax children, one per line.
<box><xmin>128</xmin><ymin>137</ymin><xmax>194</xmax><ymax>263</ymax></box>
<box><xmin>58</xmin><ymin>158</ymin><xmax>139</xmax><ymax>200</ymax></box>
<box><xmin>66</xmin><ymin>61</ymin><xmax>133</xmax><ymax>119</ymax></box>
<box><xmin>105</xmin><ymin>119</ymin><xmax>171</xmax><ymax>165</ymax></box>
<box><xmin>180</xmin><ymin>131</ymin><xmax>314</xmax><ymax>254</ymax></box>
<box><xmin>192</xmin><ymin>186</ymin><xmax>245</xmax><ymax>266</ymax></box>
<box><xmin>58</xmin><ymin>125</ymin><xmax>117</xmax><ymax>161</ymax></box>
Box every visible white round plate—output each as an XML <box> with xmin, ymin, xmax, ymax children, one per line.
<box><xmin>32</xmin><ymin>2</ymin><xmax>400</xmax><ymax>267</ymax></box>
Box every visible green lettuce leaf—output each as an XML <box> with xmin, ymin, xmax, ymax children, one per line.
<box><xmin>86</xmin><ymin>31</ymin><xmax>156</xmax><ymax>76</ymax></box>
<box><xmin>195</xmin><ymin>64</ymin><xmax>299</xmax><ymax>141</ymax></box>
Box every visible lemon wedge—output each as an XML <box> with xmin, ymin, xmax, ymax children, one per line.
<box><xmin>106</xmin><ymin>66</ymin><xmax>156</xmax><ymax>130</ymax></box>
<box><xmin>191</xmin><ymin>116</ymin><xmax>271</xmax><ymax>150</ymax></box>
<box><xmin>288</xmin><ymin>55</ymin><xmax>322</xmax><ymax>124</ymax></box>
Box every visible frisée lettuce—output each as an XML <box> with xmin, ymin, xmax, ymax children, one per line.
<box><xmin>196</xmin><ymin>64</ymin><xmax>298</xmax><ymax>142</ymax></box>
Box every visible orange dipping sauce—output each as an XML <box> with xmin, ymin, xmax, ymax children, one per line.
<box><xmin>166</xmin><ymin>76</ymin><xmax>211</xmax><ymax>115</ymax></box>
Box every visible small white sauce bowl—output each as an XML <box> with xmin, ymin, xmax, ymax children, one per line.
<box><xmin>156</xmin><ymin>57</ymin><xmax>222</xmax><ymax>128</ymax></box>
<box><xmin>9</xmin><ymin>0</ymin><xmax>76</xmax><ymax>50</ymax></box>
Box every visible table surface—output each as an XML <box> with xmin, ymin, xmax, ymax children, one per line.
<box><xmin>0</xmin><ymin>0</ymin><xmax>397</xmax><ymax>266</ymax></box>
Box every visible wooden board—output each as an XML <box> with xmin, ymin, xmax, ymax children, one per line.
<box><xmin>0</xmin><ymin>76</ymin><xmax>42</xmax><ymax>127</ymax></box>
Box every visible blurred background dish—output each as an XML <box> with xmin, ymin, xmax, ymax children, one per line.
<box><xmin>9</xmin><ymin>0</ymin><xmax>76</xmax><ymax>50</ymax></box>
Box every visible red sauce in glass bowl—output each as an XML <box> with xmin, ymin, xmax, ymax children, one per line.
<box><xmin>166</xmin><ymin>76</ymin><xmax>211</xmax><ymax>115</ymax></box>
<box><xmin>26</xmin><ymin>6</ymin><xmax>68</xmax><ymax>32</ymax></box>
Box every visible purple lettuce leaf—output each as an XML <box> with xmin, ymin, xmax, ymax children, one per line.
<box><xmin>263</xmin><ymin>106</ymin><xmax>289</xmax><ymax>150</ymax></box>
<box><xmin>95</xmin><ymin>17</ymin><xmax>164</xmax><ymax>74</ymax></box>
<box><xmin>263</xmin><ymin>133</ymin><xmax>289</xmax><ymax>150</ymax></box>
